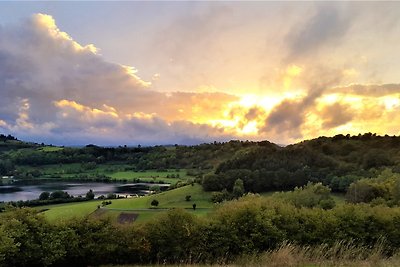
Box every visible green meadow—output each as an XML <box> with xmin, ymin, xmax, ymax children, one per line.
<box><xmin>38</xmin><ymin>200</ymin><xmax>104</xmax><ymax>222</ymax></box>
<box><xmin>40</xmin><ymin>184</ymin><xmax>213</xmax><ymax>223</ymax></box>
<box><xmin>109</xmin><ymin>169</ymin><xmax>189</xmax><ymax>183</ymax></box>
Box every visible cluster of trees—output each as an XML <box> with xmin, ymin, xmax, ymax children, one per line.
<box><xmin>0</xmin><ymin>136</ymin><xmax>259</xmax><ymax>179</ymax></box>
<box><xmin>345</xmin><ymin>169</ymin><xmax>400</xmax><ymax>205</ymax></box>
<box><xmin>0</xmin><ymin>159</ymin><xmax>14</xmax><ymax>176</ymax></box>
<box><xmin>0</xmin><ymin>134</ymin><xmax>17</xmax><ymax>142</ymax></box>
<box><xmin>2</xmin><ymin>196</ymin><xmax>400</xmax><ymax>266</ymax></box>
<box><xmin>210</xmin><ymin>178</ymin><xmax>245</xmax><ymax>203</ymax></box>
<box><xmin>272</xmin><ymin>182</ymin><xmax>335</xmax><ymax>209</ymax></box>
<box><xmin>203</xmin><ymin>134</ymin><xmax>400</xmax><ymax>194</ymax></box>
<box><xmin>7</xmin><ymin>189</ymin><xmax>96</xmax><ymax>208</ymax></box>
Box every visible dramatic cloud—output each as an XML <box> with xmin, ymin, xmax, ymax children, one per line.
<box><xmin>0</xmin><ymin>14</ymin><xmax>237</xmax><ymax>145</ymax></box>
<box><xmin>1</xmin><ymin>6</ymin><xmax>400</xmax><ymax>146</ymax></box>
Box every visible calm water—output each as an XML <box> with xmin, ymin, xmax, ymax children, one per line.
<box><xmin>0</xmin><ymin>180</ymin><xmax>169</xmax><ymax>202</ymax></box>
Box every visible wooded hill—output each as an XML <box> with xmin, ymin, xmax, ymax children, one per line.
<box><xmin>1</xmin><ymin>133</ymin><xmax>400</xmax><ymax>197</ymax></box>
<box><xmin>205</xmin><ymin>133</ymin><xmax>400</xmax><ymax>194</ymax></box>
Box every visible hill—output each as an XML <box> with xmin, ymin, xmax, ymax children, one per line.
<box><xmin>2</xmin><ymin>132</ymin><xmax>400</xmax><ymax>194</ymax></box>
<box><xmin>204</xmin><ymin>133</ymin><xmax>400</xmax><ymax>194</ymax></box>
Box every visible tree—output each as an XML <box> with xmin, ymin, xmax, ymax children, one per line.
<box><xmin>86</xmin><ymin>189</ymin><xmax>95</xmax><ymax>200</ymax></box>
<box><xmin>50</xmin><ymin>191</ymin><xmax>70</xmax><ymax>199</ymax></box>
<box><xmin>211</xmin><ymin>189</ymin><xmax>232</xmax><ymax>203</ymax></box>
<box><xmin>150</xmin><ymin>185</ymin><xmax>161</xmax><ymax>193</ymax></box>
<box><xmin>233</xmin><ymin>178</ymin><xmax>244</xmax><ymax>199</ymax></box>
<box><xmin>39</xmin><ymin>192</ymin><xmax>50</xmax><ymax>201</ymax></box>
<box><xmin>274</xmin><ymin>182</ymin><xmax>336</xmax><ymax>209</ymax></box>
<box><xmin>185</xmin><ymin>195</ymin><xmax>191</xmax><ymax>201</ymax></box>
<box><xmin>346</xmin><ymin>180</ymin><xmax>383</xmax><ymax>203</ymax></box>
<box><xmin>0</xmin><ymin>160</ymin><xmax>14</xmax><ymax>176</ymax></box>
<box><xmin>151</xmin><ymin>199</ymin><xmax>159</xmax><ymax>207</ymax></box>
<box><xmin>202</xmin><ymin>174</ymin><xmax>223</xmax><ymax>191</ymax></box>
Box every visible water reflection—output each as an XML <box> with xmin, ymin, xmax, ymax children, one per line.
<box><xmin>0</xmin><ymin>180</ymin><xmax>170</xmax><ymax>202</ymax></box>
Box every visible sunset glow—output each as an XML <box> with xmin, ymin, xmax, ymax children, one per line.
<box><xmin>1</xmin><ymin>2</ymin><xmax>400</xmax><ymax>145</ymax></box>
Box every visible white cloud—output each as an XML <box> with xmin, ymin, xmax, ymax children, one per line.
<box><xmin>0</xmin><ymin>14</ymin><xmax>237</xmax><ymax>145</ymax></box>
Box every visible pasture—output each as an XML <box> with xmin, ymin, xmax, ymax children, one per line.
<box><xmin>39</xmin><ymin>184</ymin><xmax>213</xmax><ymax>223</ymax></box>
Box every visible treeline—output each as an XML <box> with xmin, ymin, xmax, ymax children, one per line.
<box><xmin>0</xmin><ymin>134</ymin><xmax>17</xmax><ymax>142</ymax></box>
<box><xmin>0</xmin><ymin>134</ymin><xmax>36</xmax><ymax>154</ymax></box>
<box><xmin>2</xmin><ymin>195</ymin><xmax>400</xmax><ymax>266</ymax></box>
<box><xmin>3</xmin><ymin>132</ymin><xmax>400</xmax><ymax>194</ymax></box>
<box><xmin>345</xmin><ymin>169</ymin><xmax>400</xmax><ymax>205</ymax></box>
<box><xmin>203</xmin><ymin>133</ymin><xmax>400</xmax><ymax>193</ymax></box>
<box><xmin>6</xmin><ymin>189</ymin><xmax>95</xmax><ymax>208</ymax></box>
<box><xmin>1</xmin><ymin>139</ymin><xmax>258</xmax><ymax>174</ymax></box>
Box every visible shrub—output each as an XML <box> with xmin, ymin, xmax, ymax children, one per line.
<box><xmin>151</xmin><ymin>199</ymin><xmax>159</xmax><ymax>207</ymax></box>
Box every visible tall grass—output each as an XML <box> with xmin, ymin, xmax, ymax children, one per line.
<box><xmin>235</xmin><ymin>240</ymin><xmax>400</xmax><ymax>267</ymax></box>
<box><xmin>105</xmin><ymin>241</ymin><xmax>400</xmax><ymax>267</ymax></box>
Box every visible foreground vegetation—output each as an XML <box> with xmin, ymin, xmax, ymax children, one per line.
<box><xmin>104</xmin><ymin>243</ymin><xmax>400</xmax><ymax>267</ymax></box>
<box><xmin>3</xmin><ymin>193</ymin><xmax>400</xmax><ymax>266</ymax></box>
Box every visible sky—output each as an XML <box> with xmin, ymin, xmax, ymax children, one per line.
<box><xmin>1</xmin><ymin>1</ymin><xmax>400</xmax><ymax>146</ymax></box>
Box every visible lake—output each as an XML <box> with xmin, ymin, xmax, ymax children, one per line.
<box><xmin>0</xmin><ymin>180</ymin><xmax>170</xmax><ymax>202</ymax></box>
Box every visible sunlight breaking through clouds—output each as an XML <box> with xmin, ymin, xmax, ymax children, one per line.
<box><xmin>1</xmin><ymin>6</ymin><xmax>400</xmax><ymax>145</ymax></box>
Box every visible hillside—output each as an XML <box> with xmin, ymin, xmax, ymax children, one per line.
<box><xmin>0</xmin><ymin>136</ymin><xmax>264</xmax><ymax>179</ymax></box>
<box><xmin>205</xmin><ymin>133</ymin><xmax>400</xmax><ymax>194</ymax></box>
<box><xmin>2</xmin><ymin>133</ymin><xmax>400</xmax><ymax>194</ymax></box>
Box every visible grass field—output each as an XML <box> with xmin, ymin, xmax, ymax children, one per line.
<box><xmin>109</xmin><ymin>170</ymin><xmax>189</xmax><ymax>184</ymax></box>
<box><xmin>39</xmin><ymin>184</ymin><xmax>213</xmax><ymax>223</ymax></box>
<box><xmin>37</xmin><ymin>146</ymin><xmax>64</xmax><ymax>152</ymax></box>
<box><xmin>108</xmin><ymin>184</ymin><xmax>212</xmax><ymax>209</ymax></box>
<box><xmin>39</xmin><ymin>200</ymin><xmax>104</xmax><ymax>222</ymax></box>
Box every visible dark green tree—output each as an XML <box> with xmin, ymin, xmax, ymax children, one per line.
<box><xmin>86</xmin><ymin>189</ymin><xmax>95</xmax><ymax>200</ymax></box>
<box><xmin>39</xmin><ymin>191</ymin><xmax>50</xmax><ymax>201</ymax></box>
<box><xmin>233</xmin><ymin>178</ymin><xmax>244</xmax><ymax>199</ymax></box>
<box><xmin>151</xmin><ymin>199</ymin><xmax>159</xmax><ymax>207</ymax></box>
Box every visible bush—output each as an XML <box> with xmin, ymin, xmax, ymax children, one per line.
<box><xmin>85</xmin><ymin>189</ymin><xmax>95</xmax><ymax>200</ymax></box>
<box><xmin>151</xmin><ymin>199</ymin><xmax>159</xmax><ymax>207</ymax></box>
<box><xmin>39</xmin><ymin>191</ymin><xmax>50</xmax><ymax>201</ymax></box>
<box><xmin>273</xmin><ymin>182</ymin><xmax>336</xmax><ymax>209</ymax></box>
